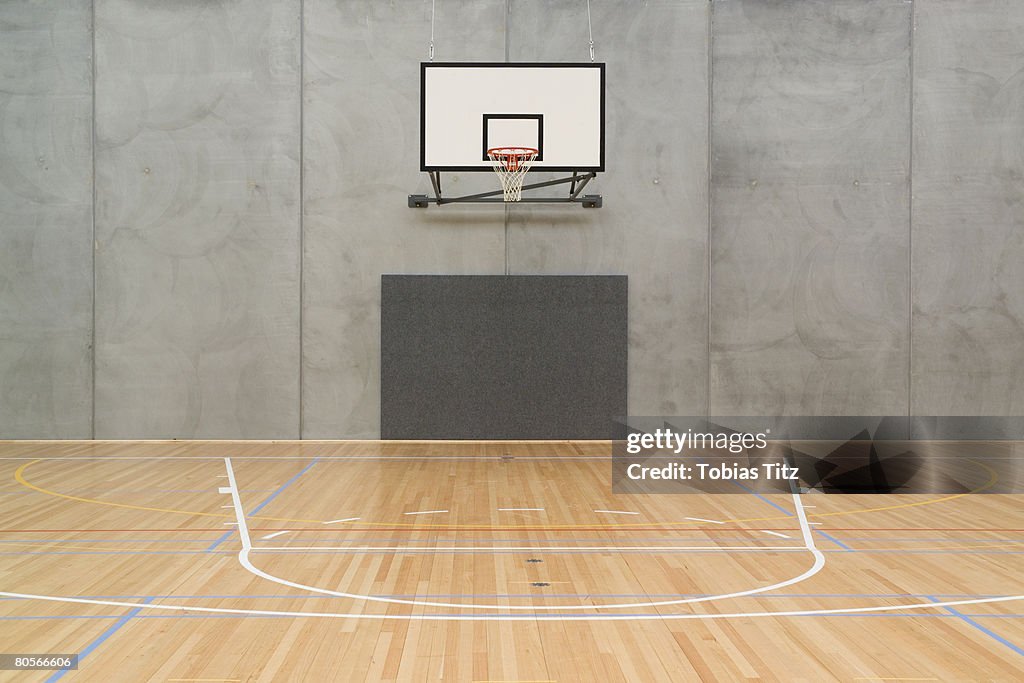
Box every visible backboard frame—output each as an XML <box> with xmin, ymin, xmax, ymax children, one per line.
<box><xmin>420</xmin><ymin>62</ymin><xmax>606</xmax><ymax>174</ymax></box>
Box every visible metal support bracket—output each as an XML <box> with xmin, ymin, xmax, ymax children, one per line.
<box><xmin>409</xmin><ymin>171</ymin><xmax>602</xmax><ymax>208</ymax></box>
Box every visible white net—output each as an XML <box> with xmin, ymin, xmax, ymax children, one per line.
<box><xmin>487</xmin><ymin>147</ymin><xmax>538</xmax><ymax>202</ymax></box>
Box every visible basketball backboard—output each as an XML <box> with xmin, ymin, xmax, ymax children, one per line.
<box><xmin>420</xmin><ymin>62</ymin><xmax>605</xmax><ymax>173</ymax></box>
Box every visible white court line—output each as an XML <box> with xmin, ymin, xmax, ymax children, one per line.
<box><xmin>257</xmin><ymin>546</ymin><xmax>806</xmax><ymax>552</ymax></box>
<box><xmin>403</xmin><ymin>510</ymin><xmax>448</xmax><ymax>516</ymax></box>
<box><xmin>260</xmin><ymin>530</ymin><xmax>290</xmax><ymax>540</ymax></box>
<box><xmin>762</xmin><ymin>530</ymin><xmax>792</xmax><ymax>539</ymax></box>
<box><xmin>685</xmin><ymin>517</ymin><xmax>725</xmax><ymax>524</ymax></box>
<box><xmin>0</xmin><ymin>459</ymin><xmax>1011</xmax><ymax>622</ymax></box>
<box><xmin>3</xmin><ymin>589</ymin><xmax>1020</xmax><ymax>622</ymax></box>
<box><xmin>498</xmin><ymin>508</ymin><xmax>544</xmax><ymax>512</ymax></box>
<box><xmin>322</xmin><ymin>517</ymin><xmax>360</xmax><ymax>524</ymax></box>
<box><xmin>593</xmin><ymin>509</ymin><xmax>639</xmax><ymax>515</ymax></box>
<box><xmin>223</xmin><ymin>458</ymin><xmax>827</xmax><ymax>612</ymax></box>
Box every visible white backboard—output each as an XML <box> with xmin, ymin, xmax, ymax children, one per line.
<box><xmin>421</xmin><ymin>63</ymin><xmax>605</xmax><ymax>172</ymax></box>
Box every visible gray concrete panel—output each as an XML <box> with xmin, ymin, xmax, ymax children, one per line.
<box><xmin>0</xmin><ymin>1</ymin><xmax>93</xmax><ymax>438</ymax></box>
<box><xmin>912</xmin><ymin>0</ymin><xmax>1024</xmax><ymax>415</ymax></box>
<box><xmin>93</xmin><ymin>0</ymin><xmax>301</xmax><ymax>438</ymax></box>
<box><xmin>505</xmin><ymin>0</ymin><xmax>711</xmax><ymax>417</ymax></box>
<box><xmin>302</xmin><ymin>1</ymin><xmax>507</xmax><ymax>438</ymax></box>
<box><xmin>710</xmin><ymin>0</ymin><xmax>911</xmax><ymax>416</ymax></box>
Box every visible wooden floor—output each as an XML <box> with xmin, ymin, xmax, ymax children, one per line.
<box><xmin>0</xmin><ymin>440</ymin><xmax>1022</xmax><ymax>681</ymax></box>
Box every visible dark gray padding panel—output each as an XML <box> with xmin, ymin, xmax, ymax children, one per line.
<box><xmin>381</xmin><ymin>275</ymin><xmax>627</xmax><ymax>439</ymax></box>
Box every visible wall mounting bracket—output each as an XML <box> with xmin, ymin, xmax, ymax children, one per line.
<box><xmin>409</xmin><ymin>171</ymin><xmax>602</xmax><ymax>208</ymax></box>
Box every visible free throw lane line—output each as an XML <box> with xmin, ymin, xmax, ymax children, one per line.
<box><xmin>225</xmin><ymin>458</ymin><xmax>828</xmax><ymax>612</ymax></box>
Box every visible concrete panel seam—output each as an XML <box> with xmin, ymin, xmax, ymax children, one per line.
<box><xmin>705</xmin><ymin>0</ymin><xmax>713</xmax><ymax>420</ymax></box>
<box><xmin>299</xmin><ymin>0</ymin><xmax>305</xmax><ymax>438</ymax></box>
<box><xmin>907</xmin><ymin>0</ymin><xmax>915</xmax><ymax>418</ymax></box>
<box><xmin>91</xmin><ymin>0</ymin><xmax>97</xmax><ymax>439</ymax></box>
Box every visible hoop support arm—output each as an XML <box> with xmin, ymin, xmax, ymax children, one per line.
<box><xmin>408</xmin><ymin>172</ymin><xmax>601</xmax><ymax>208</ymax></box>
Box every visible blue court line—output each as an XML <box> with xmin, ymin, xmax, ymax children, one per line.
<box><xmin>23</xmin><ymin>611</ymin><xmax>1024</xmax><ymax>621</ymax></box>
<box><xmin>205</xmin><ymin>531</ymin><xmax>234</xmax><ymax>552</ymax></box>
<box><xmin>246</xmin><ymin>458</ymin><xmax>320</xmax><ymax>516</ymax></box>
<box><xmin>927</xmin><ymin>596</ymin><xmax>1024</xmax><ymax>657</ymax></box>
<box><xmin>814</xmin><ymin>530</ymin><xmax>853</xmax><ymax>550</ymax></box>
<box><xmin>205</xmin><ymin>457</ymin><xmax>320</xmax><ymax>552</ymax></box>
<box><xmin>733</xmin><ymin>482</ymin><xmax>791</xmax><ymax>514</ymax></box>
<box><xmin>732</xmin><ymin>481</ymin><xmax>855</xmax><ymax>550</ymax></box>
<box><xmin>3</xmin><ymin>613</ymin><xmax>1023</xmax><ymax>622</ymax></box>
<box><xmin>45</xmin><ymin>596</ymin><xmax>155</xmax><ymax>682</ymax></box>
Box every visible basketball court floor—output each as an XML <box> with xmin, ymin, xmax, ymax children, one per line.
<box><xmin>2</xmin><ymin>440</ymin><xmax>1022</xmax><ymax>681</ymax></box>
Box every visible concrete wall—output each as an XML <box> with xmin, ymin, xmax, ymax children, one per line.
<box><xmin>1</xmin><ymin>0</ymin><xmax>1021</xmax><ymax>438</ymax></box>
<box><xmin>911</xmin><ymin>0</ymin><xmax>1024</xmax><ymax>415</ymax></box>
<box><xmin>0</xmin><ymin>1</ymin><xmax>93</xmax><ymax>438</ymax></box>
<box><xmin>710</xmin><ymin>0</ymin><xmax>912</xmax><ymax>415</ymax></box>
<box><xmin>92</xmin><ymin>0</ymin><xmax>302</xmax><ymax>438</ymax></box>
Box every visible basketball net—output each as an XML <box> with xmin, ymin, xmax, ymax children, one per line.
<box><xmin>487</xmin><ymin>147</ymin><xmax>538</xmax><ymax>202</ymax></box>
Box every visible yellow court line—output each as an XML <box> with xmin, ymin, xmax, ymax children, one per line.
<box><xmin>14</xmin><ymin>461</ymin><xmax>324</xmax><ymax>525</ymax></box>
<box><xmin>801</xmin><ymin>458</ymin><xmax>998</xmax><ymax>520</ymax></box>
<box><xmin>12</xmin><ymin>459</ymin><xmax>998</xmax><ymax>530</ymax></box>
<box><xmin>15</xmin><ymin>460</ymin><xmax>228</xmax><ymax>519</ymax></box>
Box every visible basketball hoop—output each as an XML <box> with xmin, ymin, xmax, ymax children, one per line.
<box><xmin>487</xmin><ymin>147</ymin><xmax>538</xmax><ymax>202</ymax></box>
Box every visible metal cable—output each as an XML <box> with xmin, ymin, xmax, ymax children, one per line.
<box><xmin>429</xmin><ymin>0</ymin><xmax>435</xmax><ymax>61</ymax></box>
<box><xmin>586</xmin><ymin>0</ymin><xmax>595</xmax><ymax>61</ymax></box>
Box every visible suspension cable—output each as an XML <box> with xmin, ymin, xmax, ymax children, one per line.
<box><xmin>586</xmin><ymin>0</ymin><xmax>595</xmax><ymax>62</ymax></box>
<box><xmin>429</xmin><ymin>0</ymin><xmax>435</xmax><ymax>61</ymax></box>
